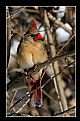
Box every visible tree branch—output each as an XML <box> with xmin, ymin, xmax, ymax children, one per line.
<box><xmin>27</xmin><ymin>50</ymin><xmax>75</xmax><ymax>76</ymax></box>
<box><xmin>43</xmin><ymin>10</ymin><xmax>68</xmax><ymax>112</ymax></box>
<box><xmin>8</xmin><ymin>60</ymin><xmax>75</xmax><ymax>112</ymax></box>
<box><xmin>7</xmin><ymin>50</ymin><xmax>75</xmax><ymax>91</ymax></box>
<box><xmin>47</xmin><ymin>12</ymin><xmax>72</xmax><ymax>35</ymax></box>
<box><xmin>54</xmin><ymin>106</ymin><xmax>76</xmax><ymax>116</ymax></box>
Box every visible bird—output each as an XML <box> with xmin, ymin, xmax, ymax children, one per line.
<box><xmin>17</xmin><ymin>19</ymin><xmax>48</xmax><ymax>107</ymax></box>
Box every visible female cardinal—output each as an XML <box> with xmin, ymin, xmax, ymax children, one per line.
<box><xmin>17</xmin><ymin>19</ymin><xmax>48</xmax><ymax>107</ymax></box>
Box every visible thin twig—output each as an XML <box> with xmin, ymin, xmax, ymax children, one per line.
<box><xmin>16</xmin><ymin>98</ymin><xmax>30</xmax><ymax>114</ymax></box>
<box><xmin>56</xmin><ymin>34</ymin><xmax>75</xmax><ymax>56</ymax></box>
<box><xmin>7</xmin><ymin>26</ymin><xmax>24</xmax><ymax>37</ymax></box>
<box><xmin>27</xmin><ymin>50</ymin><xmax>75</xmax><ymax>76</ymax></box>
<box><xmin>54</xmin><ymin>106</ymin><xmax>76</xmax><ymax>116</ymax></box>
<box><xmin>7</xmin><ymin>75</ymin><xmax>25</xmax><ymax>90</ymax></box>
<box><xmin>7</xmin><ymin>25</ymin><xmax>55</xmax><ymax>38</ymax></box>
<box><xmin>10</xmin><ymin>90</ymin><xmax>17</xmax><ymax>112</ymax></box>
<box><xmin>7</xmin><ymin>50</ymin><xmax>75</xmax><ymax>91</ymax></box>
<box><xmin>7</xmin><ymin>6</ymin><xmax>27</xmax><ymax>19</ymax></box>
<box><xmin>43</xmin><ymin>9</ymin><xmax>69</xmax><ymax>112</ymax></box>
<box><xmin>47</xmin><ymin>12</ymin><xmax>72</xmax><ymax>35</ymax></box>
<box><xmin>42</xmin><ymin>89</ymin><xmax>59</xmax><ymax>105</ymax></box>
<box><xmin>7</xmin><ymin>50</ymin><xmax>75</xmax><ymax>75</ymax></box>
<box><xmin>8</xmin><ymin>60</ymin><xmax>75</xmax><ymax>111</ymax></box>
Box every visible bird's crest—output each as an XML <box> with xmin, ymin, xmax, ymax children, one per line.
<box><xmin>30</xmin><ymin>19</ymin><xmax>37</xmax><ymax>30</ymax></box>
<box><xmin>29</xmin><ymin>19</ymin><xmax>43</xmax><ymax>40</ymax></box>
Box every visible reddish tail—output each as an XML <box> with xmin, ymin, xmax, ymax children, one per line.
<box><xmin>36</xmin><ymin>79</ymin><xmax>42</xmax><ymax>107</ymax></box>
<box><xmin>30</xmin><ymin>78</ymin><xmax>42</xmax><ymax>107</ymax></box>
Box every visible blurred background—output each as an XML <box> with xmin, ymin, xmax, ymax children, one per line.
<box><xmin>6</xmin><ymin>6</ymin><xmax>76</xmax><ymax>117</ymax></box>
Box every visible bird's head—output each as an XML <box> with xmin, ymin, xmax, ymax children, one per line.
<box><xmin>28</xmin><ymin>19</ymin><xmax>43</xmax><ymax>40</ymax></box>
